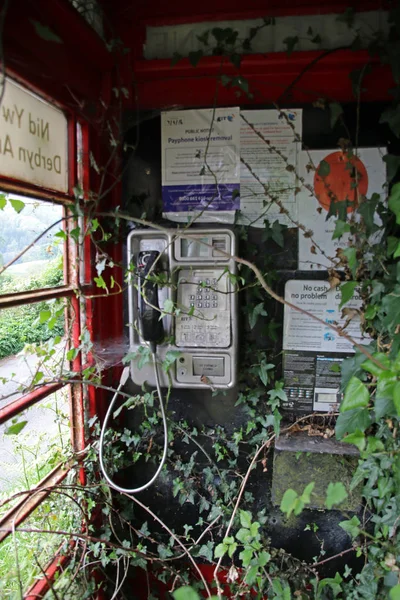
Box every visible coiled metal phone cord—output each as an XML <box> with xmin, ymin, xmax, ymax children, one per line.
<box><xmin>99</xmin><ymin>348</ymin><xmax>168</xmax><ymax>494</ymax></box>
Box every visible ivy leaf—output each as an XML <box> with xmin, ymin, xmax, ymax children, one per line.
<box><xmin>230</xmin><ymin>53</ymin><xmax>241</xmax><ymax>69</ymax></box>
<box><xmin>5</xmin><ymin>420</ymin><xmax>28</xmax><ymax>435</ymax></box>
<box><xmin>382</xmin><ymin>285</ymin><xmax>400</xmax><ymax>333</ymax></box>
<box><xmin>380</xmin><ymin>105</ymin><xmax>400</xmax><ymax>138</ymax></box>
<box><xmin>393</xmin><ymin>381</ymin><xmax>400</xmax><ymax>416</ymax></box>
<box><xmin>318</xmin><ymin>159</ymin><xmax>331</xmax><ymax>177</ymax></box>
<box><xmin>339</xmin><ymin>515</ymin><xmax>360</xmax><ymax>538</ymax></box>
<box><xmin>329</xmin><ymin>102</ymin><xmax>343</xmax><ymax>129</ymax></box>
<box><xmin>163</xmin><ymin>298</ymin><xmax>174</xmax><ymax>314</ymax></box>
<box><xmin>336</xmin><ymin>7</ymin><xmax>355</xmax><ymax>28</ymax></box>
<box><xmin>390</xmin><ymin>584</ymin><xmax>400</xmax><ymax>600</ymax></box>
<box><xmin>271</xmin><ymin>220</ymin><xmax>286</xmax><ymax>247</ymax></box>
<box><xmin>339</xmin><ymin>281</ymin><xmax>357</xmax><ymax>309</ymax></box>
<box><xmin>30</xmin><ymin>20</ymin><xmax>63</xmax><ymax>43</ymax></box>
<box><xmin>9</xmin><ymin>199</ymin><xmax>25</xmax><ymax>214</ymax></box>
<box><xmin>332</xmin><ymin>219</ymin><xmax>350</xmax><ymax>240</ymax></box>
<box><xmin>342</xmin><ymin>429</ymin><xmax>366</xmax><ymax>451</ymax></box>
<box><xmin>0</xmin><ymin>194</ymin><xmax>6</xmax><ymax>210</ymax></box>
<box><xmin>335</xmin><ymin>407</ymin><xmax>371</xmax><ymax>439</ymax></box>
<box><xmin>358</xmin><ymin>195</ymin><xmax>379</xmax><ymax>236</ymax></box>
<box><xmin>162</xmin><ymin>350</ymin><xmax>182</xmax><ymax>373</ymax></box>
<box><xmin>325</xmin><ymin>482</ymin><xmax>349</xmax><ymax>509</ymax></box>
<box><xmin>280</xmin><ymin>489</ymin><xmax>299</xmax><ymax>517</ymax></box>
<box><xmin>283</xmin><ymin>36</ymin><xmax>299</xmax><ymax>56</ymax></box>
<box><xmin>383</xmin><ymin>154</ymin><xmax>400</xmax><ymax>182</ymax></box>
<box><xmin>188</xmin><ymin>50</ymin><xmax>203</xmax><ymax>67</ymax></box>
<box><xmin>388</xmin><ymin>182</ymin><xmax>400</xmax><ymax>224</ymax></box>
<box><xmin>173</xmin><ymin>587</ymin><xmax>201</xmax><ymax>600</ymax></box>
<box><xmin>360</xmin><ymin>352</ymin><xmax>391</xmax><ymax>377</ymax></box>
<box><xmin>239</xmin><ymin>510</ymin><xmax>252</xmax><ymax>529</ymax></box>
<box><xmin>258</xmin><ymin>360</ymin><xmax>275</xmax><ymax>386</ymax></box>
<box><xmin>39</xmin><ymin>309</ymin><xmax>51</xmax><ymax>323</ymax></box>
<box><xmin>311</xmin><ymin>34</ymin><xmax>322</xmax><ymax>44</ymax></box>
<box><xmin>341</xmin><ymin>377</ymin><xmax>370</xmax><ymax>412</ymax></box>
<box><xmin>248</xmin><ymin>302</ymin><xmax>268</xmax><ymax>329</ymax></box>
<box><xmin>342</xmin><ymin>247</ymin><xmax>357</xmax><ymax>276</ymax></box>
<box><xmin>171</xmin><ymin>52</ymin><xmax>182</xmax><ymax>67</ymax></box>
<box><xmin>239</xmin><ymin>548</ymin><xmax>253</xmax><ymax>567</ymax></box>
<box><xmin>221</xmin><ymin>74</ymin><xmax>231</xmax><ymax>87</ymax></box>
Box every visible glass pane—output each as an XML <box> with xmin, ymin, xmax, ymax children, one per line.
<box><xmin>0</xmin><ymin>388</ymin><xmax>70</xmax><ymax>497</ymax></box>
<box><xmin>0</xmin><ymin>192</ymin><xmax>65</xmax><ymax>295</ymax></box>
<box><xmin>0</xmin><ymin>297</ymin><xmax>67</xmax><ymax>405</ymax></box>
<box><xmin>0</xmin><ymin>452</ymin><xmax>79</xmax><ymax>597</ymax></box>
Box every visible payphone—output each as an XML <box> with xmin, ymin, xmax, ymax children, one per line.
<box><xmin>127</xmin><ymin>228</ymin><xmax>238</xmax><ymax>389</ymax></box>
<box><xmin>99</xmin><ymin>228</ymin><xmax>237</xmax><ymax>494</ymax></box>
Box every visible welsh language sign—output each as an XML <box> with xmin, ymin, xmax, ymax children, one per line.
<box><xmin>0</xmin><ymin>78</ymin><xmax>68</xmax><ymax>193</ymax></box>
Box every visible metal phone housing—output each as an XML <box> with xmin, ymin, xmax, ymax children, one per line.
<box><xmin>127</xmin><ymin>228</ymin><xmax>238</xmax><ymax>389</ymax></box>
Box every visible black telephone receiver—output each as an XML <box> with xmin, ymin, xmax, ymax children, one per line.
<box><xmin>137</xmin><ymin>250</ymin><xmax>165</xmax><ymax>344</ymax></box>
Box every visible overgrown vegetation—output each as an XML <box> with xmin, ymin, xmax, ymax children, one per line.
<box><xmin>2</xmin><ymin>3</ymin><xmax>400</xmax><ymax>600</ymax></box>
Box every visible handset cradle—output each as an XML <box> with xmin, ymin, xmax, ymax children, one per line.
<box><xmin>137</xmin><ymin>250</ymin><xmax>164</xmax><ymax>344</ymax></box>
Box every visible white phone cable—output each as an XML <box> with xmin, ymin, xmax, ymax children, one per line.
<box><xmin>99</xmin><ymin>347</ymin><xmax>168</xmax><ymax>494</ymax></box>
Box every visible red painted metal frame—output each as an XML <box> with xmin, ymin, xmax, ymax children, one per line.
<box><xmin>25</xmin><ymin>550</ymin><xmax>71</xmax><ymax>600</ymax></box>
<box><xmin>0</xmin><ymin>382</ymin><xmax>65</xmax><ymax>426</ymax></box>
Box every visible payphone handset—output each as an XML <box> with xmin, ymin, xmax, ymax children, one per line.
<box><xmin>128</xmin><ymin>229</ymin><xmax>238</xmax><ymax>389</ymax></box>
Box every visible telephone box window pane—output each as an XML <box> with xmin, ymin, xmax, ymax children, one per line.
<box><xmin>0</xmin><ymin>389</ymin><xmax>70</xmax><ymax>496</ymax></box>
<box><xmin>0</xmin><ymin>193</ymin><xmax>65</xmax><ymax>295</ymax></box>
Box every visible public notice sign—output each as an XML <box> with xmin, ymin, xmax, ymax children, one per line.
<box><xmin>161</xmin><ymin>107</ymin><xmax>240</xmax><ymax>222</ymax></box>
<box><xmin>0</xmin><ymin>77</ymin><xmax>68</xmax><ymax>193</ymax></box>
<box><xmin>282</xmin><ymin>279</ymin><xmax>369</xmax><ymax>414</ymax></box>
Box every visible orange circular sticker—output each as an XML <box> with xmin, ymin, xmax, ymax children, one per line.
<box><xmin>313</xmin><ymin>151</ymin><xmax>368</xmax><ymax>213</ymax></box>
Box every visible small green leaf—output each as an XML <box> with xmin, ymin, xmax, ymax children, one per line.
<box><xmin>389</xmin><ymin>584</ymin><xmax>400</xmax><ymax>600</ymax></box>
<box><xmin>317</xmin><ymin>159</ymin><xmax>331</xmax><ymax>177</ymax></box>
<box><xmin>249</xmin><ymin>302</ymin><xmax>268</xmax><ymax>329</ymax></box>
<box><xmin>230</xmin><ymin>53</ymin><xmax>241</xmax><ymax>69</ymax></box>
<box><xmin>221</xmin><ymin>74</ymin><xmax>231</xmax><ymax>87</ymax></box>
<box><xmin>239</xmin><ymin>510</ymin><xmax>252</xmax><ymax>529</ymax></box>
<box><xmin>335</xmin><ymin>407</ymin><xmax>371</xmax><ymax>439</ymax></box>
<box><xmin>39</xmin><ymin>309</ymin><xmax>51</xmax><ymax>324</ymax></box>
<box><xmin>30</xmin><ymin>20</ymin><xmax>63</xmax><ymax>43</ymax></box>
<box><xmin>301</xmin><ymin>482</ymin><xmax>315</xmax><ymax>504</ymax></box>
<box><xmin>214</xmin><ymin>543</ymin><xmax>227</xmax><ymax>558</ymax></box>
<box><xmin>171</xmin><ymin>52</ymin><xmax>182</xmax><ymax>67</ymax></box>
<box><xmin>339</xmin><ymin>515</ymin><xmax>360</xmax><ymax>539</ymax></box>
<box><xmin>188</xmin><ymin>50</ymin><xmax>203</xmax><ymax>67</ymax></box>
<box><xmin>329</xmin><ymin>102</ymin><xmax>344</xmax><ymax>129</ymax></box>
<box><xmin>162</xmin><ymin>350</ymin><xmax>182</xmax><ymax>373</ymax></box>
<box><xmin>383</xmin><ymin>154</ymin><xmax>400</xmax><ymax>182</ymax></box>
<box><xmin>239</xmin><ymin>548</ymin><xmax>253</xmax><ymax>567</ymax></box>
<box><xmin>163</xmin><ymin>298</ymin><xmax>174</xmax><ymax>314</ymax></box>
<box><xmin>9</xmin><ymin>199</ymin><xmax>25</xmax><ymax>214</ymax></box>
<box><xmin>325</xmin><ymin>482</ymin><xmax>349</xmax><ymax>509</ymax></box>
<box><xmin>283</xmin><ymin>36</ymin><xmax>299</xmax><ymax>56</ymax></box>
<box><xmin>94</xmin><ymin>275</ymin><xmax>107</xmax><ymax>289</ymax></box>
<box><xmin>360</xmin><ymin>352</ymin><xmax>390</xmax><ymax>377</ymax></box>
<box><xmin>341</xmin><ymin>377</ymin><xmax>370</xmax><ymax>412</ymax></box>
<box><xmin>5</xmin><ymin>421</ymin><xmax>28</xmax><ymax>435</ymax></box>
<box><xmin>339</xmin><ymin>281</ymin><xmax>357</xmax><ymax>309</ymax></box>
<box><xmin>173</xmin><ymin>587</ymin><xmax>201</xmax><ymax>600</ymax></box>
<box><xmin>332</xmin><ymin>219</ymin><xmax>350</xmax><ymax>240</ymax></box>
<box><xmin>342</xmin><ymin>247</ymin><xmax>357</xmax><ymax>276</ymax></box>
<box><xmin>392</xmin><ymin>381</ymin><xmax>400</xmax><ymax>416</ymax></box>
<box><xmin>0</xmin><ymin>194</ymin><xmax>6</xmax><ymax>210</ymax></box>
<box><xmin>388</xmin><ymin>182</ymin><xmax>400</xmax><ymax>224</ymax></box>
<box><xmin>280</xmin><ymin>489</ymin><xmax>299</xmax><ymax>517</ymax></box>
<box><xmin>55</xmin><ymin>230</ymin><xmax>67</xmax><ymax>240</ymax></box>
<box><xmin>380</xmin><ymin>105</ymin><xmax>400</xmax><ymax>138</ymax></box>
<box><xmin>342</xmin><ymin>429</ymin><xmax>366</xmax><ymax>451</ymax></box>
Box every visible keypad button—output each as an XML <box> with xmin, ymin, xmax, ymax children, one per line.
<box><xmin>190</xmin><ymin>302</ymin><xmax>195</xmax><ymax>307</ymax></box>
<box><xmin>197</xmin><ymin>302</ymin><xmax>202</xmax><ymax>308</ymax></box>
<box><xmin>205</xmin><ymin>302</ymin><xmax>210</xmax><ymax>308</ymax></box>
<box><xmin>205</xmin><ymin>295</ymin><xmax>210</xmax><ymax>299</ymax></box>
<box><xmin>212</xmin><ymin>301</ymin><xmax>218</xmax><ymax>307</ymax></box>
<box><xmin>190</xmin><ymin>295</ymin><xmax>195</xmax><ymax>300</ymax></box>
<box><xmin>212</xmin><ymin>295</ymin><xmax>218</xmax><ymax>300</ymax></box>
<box><xmin>212</xmin><ymin>278</ymin><xmax>217</xmax><ymax>284</ymax></box>
<box><xmin>205</xmin><ymin>287</ymin><xmax>210</xmax><ymax>292</ymax></box>
<box><xmin>206</xmin><ymin>279</ymin><xmax>210</xmax><ymax>284</ymax></box>
<box><xmin>196</xmin><ymin>295</ymin><xmax>202</xmax><ymax>300</ymax></box>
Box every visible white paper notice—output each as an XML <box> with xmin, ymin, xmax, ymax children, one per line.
<box><xmin>238</xmin><ymin>109</ymin><xmax>302</xmax><ymax>228</ymax></box>
<box><xmin>297</xmin><ymin>147</ymin><xmax>386</xmax><ymax>270</ymax></box>
<box><xmin>161</xmin><ymin>107</ymin><xmax>240</xmax><ymax>224</ymax></box>
<box><xmin>283</xmin><ymin>279</ymin><xmax>369</xmax><ymax>353</ymax></box>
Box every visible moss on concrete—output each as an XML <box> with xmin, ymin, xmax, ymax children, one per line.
<box><xmin>271</xmin><ymin>449</ymin><xmax>361</xmax><ymax>511</ymax></box>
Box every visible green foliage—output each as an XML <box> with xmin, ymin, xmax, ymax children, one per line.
<box><xmin>280</xmin><ymin>482</ymin><xmax>315</xmax><ymax>517</ymax></box>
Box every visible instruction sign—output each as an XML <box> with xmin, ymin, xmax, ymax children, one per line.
<box><xmin>0</xmin><ymin>77</ymin><xmax>68</xmax><ymax>193</ymax></box>
<box><xmin>238</xmin><ymin>109</ymin><xmax>302</xmax><ymax>227</ymax></box>
<box><xmin>282</xmin><ymin>279</ymin><xmax>369</xmax><ymax>414</ymax></box>
<box><xmin>161</xmin><ymin>107</ymin><xmax>240</xmax><ymax>221</ymax></box>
